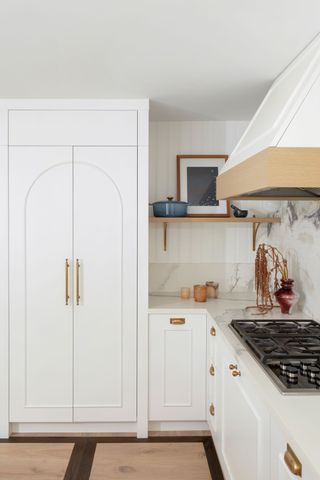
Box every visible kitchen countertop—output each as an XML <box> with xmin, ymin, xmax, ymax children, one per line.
<box><xmin>149</xmin><ymin>294</ymin><xmax>320</xmax><ymax>477</ymax></box>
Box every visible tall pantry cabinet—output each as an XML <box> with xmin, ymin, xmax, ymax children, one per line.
<box><xmin>0</xmin><ymin>101</ymin><xmax>149</xmax><ymax>436</ymax></box>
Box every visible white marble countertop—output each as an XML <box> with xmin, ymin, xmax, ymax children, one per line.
<box><xmin>149</xmin><ymin>294</ymin><xmax>320</xmax><ymax>477</ymax></box>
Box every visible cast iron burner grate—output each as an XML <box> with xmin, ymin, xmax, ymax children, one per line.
<box><xmin>229</xmin><ymin>319</ymin><xmax>320</xmax><ymax>394</ymax></box>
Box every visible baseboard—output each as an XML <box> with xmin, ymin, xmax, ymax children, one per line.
<box><xmin>10</xmin><ymin>422</ymin><xmax>138</xmax><ymax>435</ymax></box>
<box><xmin>10</xmin><ymin>420</ymin><xmax>209</xmax><ymax>437</ymax></box>
<box><xmin>148</xmin><ymin>421</ymin><xmax>209</xmax><ymax>432</ymax></box>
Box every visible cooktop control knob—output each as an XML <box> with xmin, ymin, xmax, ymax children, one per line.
<box><xmin>286</xmin><ymin>366</ymin><xmax>299</xmax><ymax>384</ymax></box>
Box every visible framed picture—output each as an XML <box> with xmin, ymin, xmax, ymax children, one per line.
<box><xmin>177</xmin><ymin>154</ymin><xmax>230</xmax><ymax>217</ymax></box>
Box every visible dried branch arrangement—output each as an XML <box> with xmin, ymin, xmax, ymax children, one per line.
<box><xmin>253</xmin><ymin>243</ymin><xmax>288</xmax><ymax>314</ymax></box>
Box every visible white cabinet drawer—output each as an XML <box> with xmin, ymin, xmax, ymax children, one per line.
<box><xmin>9</xmin><ymin>110</ymin><xmax>137</xmax><ymax>146</ymax></box>
<box><xmin>271</xmin><ymin>420</ymin><xmax>318</xmax><ymax>480</ymax></box>
<box><xmin>149</xmin><ymin>313</ymin><xmax>206</xmax><ymax>421</ymax></box>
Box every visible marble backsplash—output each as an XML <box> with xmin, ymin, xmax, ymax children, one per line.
<box><xmin>263</xmin><ymin>201</ymin><xmax>320</xmax><ymax>321</ymax></box>
<box><xmin>149</xmin><ymin>262</ymin><xmax>255</xmax><ymax>296</ymax></box>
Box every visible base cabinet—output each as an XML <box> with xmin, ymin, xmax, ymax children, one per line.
<box><xmin>149</xmin><ymin>313</ymin><xmax>206</xmax><ymax>421</ymax></box>
<box><xmin>208</xmin><ymin>328</ymin><xmax>270</xmax><ymax>480</ymax></box>
<box><xmin>208</xmin><ymin>321</ymin><xmax>318</xmax><ymax>480</ymax></box>
<box><xmin>217</xmin><ymin>341</ymin><xmax>270</xmax><ymax>480</ymax></box>
<box><xmin>270</xmin><ymin>420</ymin><xmax>318</xmax><ymax>480</ymax></box>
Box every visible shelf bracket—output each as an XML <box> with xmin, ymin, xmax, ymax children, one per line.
<box><xmin>163</xmin><ymin>222</ymin><xmax>168</xmax><ymax>251</ymax></box>
<box><xmin>252</xmin><ymin>222</ymin><xmax>261</xmax><ymax>251</ymax></box>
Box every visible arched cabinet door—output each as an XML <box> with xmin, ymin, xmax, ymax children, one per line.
<box><xmin>73</xmin><ymin>147</ymin><xmax>137</xmax><ymax>422</ymax></box>
<box><xmin>9</xmin><ymin>147</ymin><xmax>73</xmax><ymax>422</ymax></box>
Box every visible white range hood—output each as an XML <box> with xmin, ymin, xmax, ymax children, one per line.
<box><xmin>217</xmin><ymin>33</ymin><xmax>320</xmax><ymax>200</ymax></box>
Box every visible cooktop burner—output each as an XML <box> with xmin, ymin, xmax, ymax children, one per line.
<box><xmin>231</xmin><ymin>319</ymin><xmax>320</xmax><ymax>337</ymax></box>
<box><xmin>229</xmin><ymin>319</ymin><xmax>320</xmax><ymax>394</ymax></box>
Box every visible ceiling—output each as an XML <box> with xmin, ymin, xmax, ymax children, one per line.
<box><xmin>0</xmin><ymin>0</ymin><xmax>319</xmax><ymax>120</ymax></box>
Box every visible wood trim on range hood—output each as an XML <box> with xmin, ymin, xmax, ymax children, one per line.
<box><xmin>216</xmin><ymin>147</ymin><xmax>320</xmax><ymax>200</ymax></box>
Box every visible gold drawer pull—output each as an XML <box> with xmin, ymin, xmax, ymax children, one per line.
<box><xmin>209</xmin><ymin>403</ymin><xmax>215</xmax><ymax>416</ymax></box>
<box><xmin>209</xmin><ymin>365</ymin><xmax>215</xmax><ymax>376</ymax></box>
<box><xmin>210</xmin><ymin>326</ymin><xmax>216</xmax><ymax>336</ymax></box>
<box><xmin>76</xmin><ymin>258</ymin><xmax>80</xmax><ymax>305</ymax></box>
<box><xmin>232</xmin><ymin>370</ymin><xmax>241</xmax><ymax>377</ymax></box>
<box><xmin>229</xmin><ymin>364</ymin><xmax>238</xmax><ymax>370</ymax></box>
<box><xmin>65</xmin><ymin>258</ymin><xmax>70</xmax><ymax>305</ymax></box>
<box><xmin>284</xmin><ymin>444</ymin><xmax>302</xmax><ymax>477</ymax></box>
<box><xmin>170</xmin><ymin>318</ymin><xmax>185</xmax><ymax>325</ymax></box>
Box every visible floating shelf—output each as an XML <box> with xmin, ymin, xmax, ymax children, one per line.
<box><xmin>149</xmin><ymin>216</ymin><xmax>281</xmax><ymax>251</ymax></box>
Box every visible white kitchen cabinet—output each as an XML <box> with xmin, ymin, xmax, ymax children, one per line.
<box><xmin>9</xmin><ymin>147</ymin><xmax>74</xmax><ymax>422</ymax></box>
<box><xmin>215</xmin><ymin>337</ymin><xmax>270</xmax><ymax>480</ymax></box>
<box><xmin>8</xmin><ymin>110</ymin><xmax>137</xmax><ymax>146</ymax></box>
<box><xmin>271</xmin><ymin>419</ymin><xmax>318</xmax><ymax>480</ymax></box>
<box><xmin>73</xmin><ymin>147</ymin><xmax>137</xmax><ymax>422</ymax></box>
<box><xmin>207</xmin><ymin>321</ymin><xmax>218</xmax><ymax>433</ymax></box>
<box><xmin>9</xmin><ymin>143</ymin><xmax>137</xmax><ymax>423</ymax></box>
<box><xmin>149</xmin><ymin>313</ymin><xmax>206</xmax><ymax>421</ymax></box>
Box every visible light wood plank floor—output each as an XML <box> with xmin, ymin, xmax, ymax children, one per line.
<box><xmin>90</xmin><ymin>442</ymin><xmax>211</xmax><ymax>480</ymax></box>
<box><xmin>0</xmin><ymin>443</ymin><xmax>74</xmax><ymax>480</ymax></box>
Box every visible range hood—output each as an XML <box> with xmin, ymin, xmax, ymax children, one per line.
<box><xmin>217</xmin><ymin>34</ymin><xmax>320</xmax><ymax>200</ymax></box>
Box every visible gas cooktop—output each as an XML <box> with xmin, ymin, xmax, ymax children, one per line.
<box><xmin>230</xmin><ymin>319</ymin><xmax>320</xmax><ymax>394</ymax></box>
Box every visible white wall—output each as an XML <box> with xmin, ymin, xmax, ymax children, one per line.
<box><xmin>149</xmin><ymin>120</ymin><xmax>269</xmax><ymax>294</ymax></box>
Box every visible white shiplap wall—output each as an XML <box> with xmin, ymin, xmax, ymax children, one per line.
<box><xmin>149</xmin><ymin>121</ymin><xmax>264</xmax><ymax>265</ymax></box>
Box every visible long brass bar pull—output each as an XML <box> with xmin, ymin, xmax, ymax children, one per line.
<box><xmin>76</xmin><ymin>258</ymin><xmax>80</xmax><ymax>305</ymax></box>
<box><xmin>65</xmin><ymin>259</ymin><xmax>70</xmax><ymax>305</ymax></box>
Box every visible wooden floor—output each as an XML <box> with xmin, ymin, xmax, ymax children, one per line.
<box><xmin>0</xmin><ymin>443</ymin><xmax>74</xmax><ymax>480</ymax></box>
<box><xmin>0</xmin><ymin>437</ymin><xmax>224</xmax><ymax>480</ymax></box>
<box><xmin>91</xmin><ymin>443</ymin><xmax>211</xmax><ymax>480</ymax></box>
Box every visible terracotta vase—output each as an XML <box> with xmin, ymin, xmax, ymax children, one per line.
<box><xmin>274</xmin><ymin>279</ymin><xmax>299</xmax><ymax>314</ymax></box>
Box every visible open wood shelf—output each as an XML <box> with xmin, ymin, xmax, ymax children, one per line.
<box><xmin>149</xmin><ymin>216</ymin><xmax>280</xmax><ymax>224</ymax></box>
<box><xmin>149</xmin><ymin>216</ymin><xmax>281</xmax><ymax>251</ymax></box>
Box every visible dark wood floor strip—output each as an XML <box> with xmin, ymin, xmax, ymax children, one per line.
<box><xmin>203</xmin><ymin>437</ymin><xmax>225</xmax><ymax>480</ymax></box>
<box><xmin>64</xmin><ymin>439</ymin><xmax>96</xmax><ymax>480</ymax></box>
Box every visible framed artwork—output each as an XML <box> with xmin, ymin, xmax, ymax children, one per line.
<box><xmin>177</xmin><ymin>154</ymin><xmax>230</xmax><ymax>217</ymax></box>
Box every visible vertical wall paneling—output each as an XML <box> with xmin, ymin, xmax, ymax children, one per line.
<box><xmin>149</xmin><ymin>121</ymin><xmax>265</xmax><ymax>294</ymax></box>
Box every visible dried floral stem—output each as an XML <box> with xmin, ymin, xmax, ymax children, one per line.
<box><xmin>254</xmin><ymin>244</ymin><xmax>288</xmax><ymax>314</ymax></box>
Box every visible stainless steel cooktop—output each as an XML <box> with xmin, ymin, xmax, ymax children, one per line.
<box><xmin>229</xmin><ymin>319</ymin><xmax>320</xmax><ymax>394</ymax></box>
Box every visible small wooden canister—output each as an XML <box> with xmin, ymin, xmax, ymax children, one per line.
<box><xmin>193</xmin><ymin>284</ymin><xmax>207</xmax><ymax>302</ymax></box>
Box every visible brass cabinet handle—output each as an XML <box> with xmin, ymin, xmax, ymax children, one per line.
<box><xmin>209</xmin><ymin>403</ymin><xmax>215</xmax><ymax>416</ymax></box>
<box><xmin>284</xmin><ymin>444</ymin><xmax>302</xmax><ymax>477</ymax></box>
<box><xmin>76</xmin><ymin>258</ymin><xmax>80</xmax><ymax>305</ymax></box>
<box><xmin>209</xmin><ymin>364</ymin><xmax>215</xmax><ymax>376</ymax></box>
<box><xmin>210</xmin><ymin>326</ymin><xmax>216</xmax><ymax>336</ymax></box>
<box><xmin>229</xmin><ymin>364</ymin><xmax>238</xmax><ymax>370</ymax></box>
<box><xmin>170</xmin><ymin>318</ymin><xmax>185</xmax><ymax>325</ymax></box>
<box><xmin>232</xmin><ymin>370</ymin><xmax>241</xmax><ymax>377</ymax></box>
<box><xmin>65</xmin><ymin>258</ymin><xmax>70</xmax><ymax>305</ymax></box>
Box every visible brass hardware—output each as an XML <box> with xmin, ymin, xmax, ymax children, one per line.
<box><xmin>65</xmin><ymin>258</ymin><xmax>70</xmax><ymax>305</ymax></box>
<box><xmin>209</xmin><ymin>403</ymin><xmax>215</xmax><ymax>416</ymax></box>
<box><xmin>170</xmin><ymin>318</ymin><xmax>185</xmax><ymax>325</ymax></box>
<box><xmin>210</xmin><ymin>326</ymin><xmax>216</xmax><ymax>336</ymax></box>
<box><xmin>163</xmin><ymin>222</ymin><xmax>168</xmax><ymax>251</ymax></box>
<box><xmin>232</xmin><ymin>370</ymin><xmax>241</xmax><ymax>377</ymax></box>
<box><xmin>209</xmin><ymin>365</ymin><xmax>215</xmax><ymax>376</ymax></box>
<box><xmin>284</xmin><ymin>444</ymin><xmax>302</xmax><ymax>477</ymax></box>
<box><xmin>229</xmin><ymin>364</ymin><xmax>238</xmax><ymax>370</ymax></box>
<box><xmin>76</xmin><ymin>258</ymin><xmax>80</xmax><ymax>305</ymax></box>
